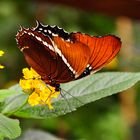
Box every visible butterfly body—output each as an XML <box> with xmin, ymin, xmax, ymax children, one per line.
<box><xmin>16</xmin><ymin>21</ymin><xmax>121</xmax><ymax>89</ymax></box>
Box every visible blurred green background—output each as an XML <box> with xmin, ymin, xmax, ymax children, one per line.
<box><xmin>1</xmin><ymin>0</ymin><xmax>140</xmax><ymax>140</ymax></box>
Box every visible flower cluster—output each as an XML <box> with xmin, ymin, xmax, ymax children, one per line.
<box><xmin>20</xmin><ymin>68</ymin><xmax>60</xmax><ymax>109</ymax></box>
<box><xmin>0</xmin><ymin>50</ymin><xmax>4</xmax><ymax>69</ymax></box>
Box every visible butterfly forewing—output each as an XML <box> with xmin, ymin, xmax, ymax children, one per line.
<box><xmin>71</xmin><ymin>33</ymin><xmax>121</xmax><ymax>72</ymax></box>
<box><xmin>53</xmin><ymin>36</ymin><xmax>90</xmax><ymax>77</ymax></box>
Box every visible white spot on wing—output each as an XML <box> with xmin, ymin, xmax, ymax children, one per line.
<box><xmin>42</xmin><ymin>41</ymin><xmax>54</xmax><ymax>51</ymax></box>
<box><xmin>87</xmin><ymin>64</ymin><xmax>92</xmax><ymax>70</ymax></box>
<box><xmin>89</xmin><ymin>66</ymin><xmax>92</xmax><ymax>70</ymax></box>
<box><xmin>87</xmin><ymin>64</ymin><xmax>90</xmax><ymax>67</ymax></box>
<box><xmin>20</xmin><ymin>46</ymin><xmax>29</xmax><ymax>51</ymax></box>
<box><xmin>50</xmin><ymin>39</ymin><xmax>77</xmax><ymax>76</ymax></box>
<box><xmin>48</xmin><ymin>30</ymin><xmax>51</xmax><ymax>34</ymax></box>
<box><xmin>28</xmin><ymin>32</ymin><xmax>31</xmax><ymax>35</ymax></box>
<box><xmin>52</xmin><ymin>33</ymin><xmax>58</xmax><ymax>36</ymax></box>
<box><xmin>50</xmin><ymin>25</ymin><xmax>55</xmax><ymax>28</ymax></box>
<box><xmin>36</xmin><ymin>36</ymin><xmax>42</xmax><ymax>42</ymax></box>
<box><xmin>31</xmin><ymin>33</ymin><xmax>34</xmax><ymax>36</ymax></box>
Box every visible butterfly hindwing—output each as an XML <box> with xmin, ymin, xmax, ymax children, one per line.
<box><xmin>16</xmin><ymin>28</ymin><xmax>76</xmax><ymax>85</ymax></box>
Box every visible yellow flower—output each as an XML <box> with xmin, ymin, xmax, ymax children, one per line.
<box><xmin>28</xmin><ymin>92</ymin><xmax>41</xmax><ymax>106</ymax></box>
<box><xmin>0</xmin><ymin>51</ymin><xmax>4</xmax><ymax>56</ymax></box>
<box><xmin>20</xmin><ymin>67</ymin><xmax>60</xmax><ymax>109</ymax></box>
<box><xmin>0</xmin><ymin>65</ymin><xmax>4</xmax><ymax>69</ymax></box>
<box><xmin>20</xmin><ymin>79</ymin><xmax>33</xmax><ymax>90</ymax></box>
<box><xmin>0</xmin><ymin>50</ymin><xmax>4</xmax><ymax>69</ymax></box>
<box><xmin>22</xmin><ymin>67</ymin><xmax>41</xmax><ymax>79</ymax></box>
<box><xmin>39</xmin><ymin>87</ymin><xmax>60</xmax><ymax>109</ymax></box>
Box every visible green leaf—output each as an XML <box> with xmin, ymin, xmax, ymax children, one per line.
<box><xmin>9</xmin><ymin>84</ymin><xmax>22</xmax><ymax>91</ymax></box>
<box><xmin>1</xmin><ymin>92</ymin><xmax>28</xmax><ymax>115</ymax></box>
<box><xmin>0</xmin><ymin>89</ymin><xmax>19</xmax><ymax>102</ymax></box>
<box><xmin>0</xmin><ymin>133</ymin><xmax>4</xmax><ymax>140</ymax></box>
<box><xmin>0</xmin><ymin>84</ymin><xmax>22</xmax><ymax>103</ymax></box>
<box><xmin>19</xmin><ymin>129</ymin><xmax>62</xmax><ymax>140</ymax></box>
<box><xmin>14</xmin><ymin>72</ymin><xmax>140</xmax><ymax>119</ymax></box>
<box><xmin>0</xmin><ymin>113</ymin><xmax>21</xmax><ymax>139</ymax></box>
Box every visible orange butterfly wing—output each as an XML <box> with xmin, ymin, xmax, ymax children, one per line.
<box><xmin>53</xmin><ymin>36</ymin><xmax>90</xmax><ymax>77</ymax></box>
<box><xmin>71</xmin><ymin>33</ymin><xmax>121</xmax><ymax>72</ymax></box>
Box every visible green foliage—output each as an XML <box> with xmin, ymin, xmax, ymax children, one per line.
<box><xmin>0</xmin><ymin>72</ymin><xmax>140</xmax><ymax>139</ymax></box>
<box><xmin>46</xmin><ymin>6</ymin><xmax>115</xmax><ymax>35</ymax></box>
<box><xmin>0</xmin><ymin>89</ymin><xmax>19</xmax><ymax>102</ymax></box>
<box><xmin>0</xmin><ymin>113</ymin><xmax>21</xmax><ymax>140</ymax></box>
<box><xmin>1</xmin><ymin>93</ymin><xmax>28</xmax><ymax>115</ymax></box>
<box><xmin>64</xmin><ymin>104</ymin><xmax>129</xmax><ymax>140</ymax></box>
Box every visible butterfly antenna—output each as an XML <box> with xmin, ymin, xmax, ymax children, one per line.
<box><xmin>59</xmin><ymin>89</ymin><xmax>73</xmax><ymax>113</ymax></box>
<box><xmin>45</xmin><ymin>84</ymin><xmax>53</xmax><ymax>92</ymax></box>
<box><xmin>61</xmin><ymin>88</ymin><xmax>84</xmax><ymax>106</ymax></box>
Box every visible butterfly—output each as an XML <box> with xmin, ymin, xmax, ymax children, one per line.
<box><xmin>16</xmin><ymin>21</ymin><xmax>121</xmax><ymax>91</ymax></box>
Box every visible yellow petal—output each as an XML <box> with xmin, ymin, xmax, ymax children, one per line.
<box><xmin>47</xmin><ymin>102</ymin><xmax>54</xmax><ymax>109</ymax></box>
<box><xmin>22</xmin><ymin>67</ymin><xmax>41</xmax><ymax>79</ymax></box>
<box><xmin>30</xmin><ymin>68</ymin><xmax>41</xmax><ymax>78</ymax></box>
<box><xmin>49</xmin><ymin>86</ymin><xmax>56</xmax><ymax>93</ymax></box>
<box><xmin>34</xmin><ymin>80</ymin><xmax>46</xmax><ymax>91</ymax></box>
<box><xmin>0</xmin><ymin>51</ymin><xmax>4</xmax><ymax>56</ymax></box>
<box><xmin>51</xmin><ymin>91</ymin><xmax>60</xmax><ymax>98</ymax></box>
<box><xmin>28</xmin><ymin>92</ymin><xmax>41</xmax><ymax>106</ymax></box>
<box><xmin>22</xmin><ymin>68</ymin><xmax>32</xmax><ymax>79</ymax></box>
<box><xmin>19</xmin><ymin>79</ymin><xmax>34</xmax><ymax>90</ymax></box>
<box><xmin>0</xmin><ymin>64</ymin><xmax>4</xmax><ymax>69</ymax></box>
